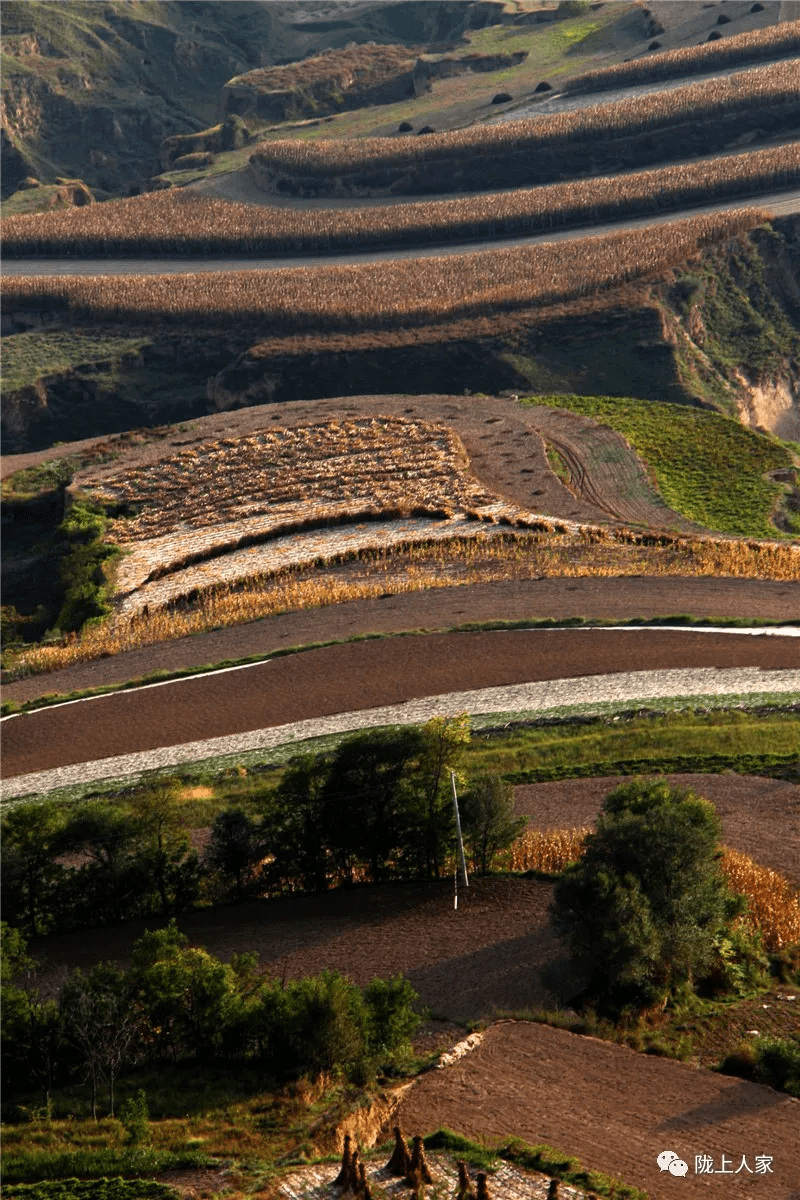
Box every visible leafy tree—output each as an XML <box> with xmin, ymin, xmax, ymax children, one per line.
<box><xmin>1</xmin><ymin>801</ymin><xmax>68</xmax><ymax>936</ymax></box>
<box><xmin>127</xmin><ymin>922</ymin><xmax>238</xmax><ymax>1062</ymax></box>
<box><xmin>128</xmin><ymin>783</ymin><xmax>200</xmax><ymax>915</ymax></box>
<box><xmin>61</xmin><ymin>802</ymin><xmax>140</xmax><ymax>924</ymax></box>
<box><xmin>322</xmin><ymin>728</ymin><xmax>423</xmax><ymax>883</ymax></box>
<box><xmin>363</xmin><ymin>975</ymin><xmax>420</xmax><ymax>1064</ymax></box>
<box><xmin>2</xmin><ymin>924</ymin><xmax>65</xmax><ymax>1107</ymax></box>
<box><xmin>551</xmin><ymin>779</ymin><xmax>743</xmax><ymax>1011</ymax></box>
<box><xmin>460</xmin><ymin>773</ymin><xmax>526</xmax><ymax>874</ymax></box>
<box><xmin>263</xmin><ymin>754</ymin><xmax>331</xmax><ymax>892</ymax></box>
<box><xmin>278</xmin><ymin>970</ymin><xmax>368</xmax><ymax>1078</ymax></box>
<box><xmin>204</xmin><ymin>807</ymin><xmax>264</xmax><ymax>901</ymax></box>
<box><xmin>414</xmin><ymin>714</ymin><xmax>471</xmax><ymax>879</ymax></box>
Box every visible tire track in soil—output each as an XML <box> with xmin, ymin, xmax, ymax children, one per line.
<box><xmin>523</xmin><ymin>405</ymin><xmax>700</xmax><ymax>532</ymax></box>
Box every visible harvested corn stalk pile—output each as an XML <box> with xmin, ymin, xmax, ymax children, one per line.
<box><xmin>77</xmin><ymin>415</ymin><xmax>504</xmax><ymax>608</ymax></box>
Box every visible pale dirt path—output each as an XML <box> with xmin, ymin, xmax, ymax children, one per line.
<box><xmin>393</xmin><ymin>1021</ymin><xmax>800</xmax><ymax>1199</ymax></box>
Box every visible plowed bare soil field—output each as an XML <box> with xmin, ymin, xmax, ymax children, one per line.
<box><xmin>4</xmin><ymin>577</ymin><xmax>799</xmax><ymax>707</ymax></box>
<box><xmin>4</xmin><ymin>629</ymin><xmax>798</xmax><ymax>777</ymax></box>
<box><xmin>393</xmin><ymin>1021</ymin><xmax>800</xmax><ymax>1199</ymax></box>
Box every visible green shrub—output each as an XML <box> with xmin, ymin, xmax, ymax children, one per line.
<box><xmin>55</xmin><ymin>501</ymin><xmax>120</xmax><ymax>633</ymax></box>
<box><xmin>117</xmin><ymin>1091</ymin><xmax>150</xmax><ymax>1146</ymax></box>
<box><xmin>753</xmin><ymin>1038</ymin><xmax>800</xmax><ymax>1096</ymax></box>
<box><xmin>719</xmin><ymin>1037</ymin><xmax>800</xmax><ymax>1096</ymax></box>
<box><xmin>551</xmin><ymin>779</ymin><xmax>746</xmax><ymax>1011</ymax></box>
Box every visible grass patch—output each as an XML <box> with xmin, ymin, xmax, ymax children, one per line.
<box><xmin>0</xmin><ymin>1149</ymin><xmax>210</xmax><ymax>1185</ymax></box>
<box><xmin>2</xmin><ymin>1183</ymin><xmax>176</xmax><ymax>1200</ymax></box>
<box><xmin>527</xmin><ymin>393</ymin><xmax>795</xmax><ymax>536</ymax></box>
<box><xmin>1</xmin><ymin>333</ymin><xmax>148</xmax><ymax>397</ymax></box>
<box><xmin>466</xmin><ymin>707</ymin><xmax>800</xmax><ymax>781</ymax></box>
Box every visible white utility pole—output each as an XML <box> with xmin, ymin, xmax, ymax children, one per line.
<box><xmin>451</xmin><ymin>770</ymin><xmax>469</xmax><ymax>897</ymax></box>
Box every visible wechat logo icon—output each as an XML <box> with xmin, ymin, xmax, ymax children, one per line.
<box><xmin>657</xmin><ymin>1151</ymin><xmax>689</xmax><ymax>1177</ymax></box>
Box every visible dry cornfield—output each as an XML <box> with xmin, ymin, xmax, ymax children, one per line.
<box><xmin>503</xmin><ymin>830</ymin><xmax>800</xmax><ymax>950</ymax></box>
<box><xmin>2</xmin><ymin>147</ymin><xmax>794</xmax><ymax>257</ymax></box>
<box><xmin>77</xmin><ymin>415</ymin><xmax>498</xmax><ymax>600</ymax></box>
<box><xmin>250</xmin><ymin>61</ymin><xmax>798</xmax><ymax>183</ymax></box>
<box><xmin>2</xmin><ymin>210</ymin><xmax>769</xmax><ymax>331</ymax></box>
<box><xmin>562</xmin><ymin>19</ymin><xmax>800</xmax><ymax>95</ymax></box>
<box><xmin>721</xmin><ymin>848</ymin><xmax>800</xmax><ymax>952</ymax></box>
<box><xmin>503</xmin><ymin>827</ymin><xmax>590</xmax><ymax>874</ymax></box>
<box><xmin>83</xmin><ymin>416</ymin><xmax>490</xmax><ymax>541</ymax></box>
<box><xmin>6</xmin><ymin>527</ymin><xmax>799</xmax><ymax>679</ymax></box>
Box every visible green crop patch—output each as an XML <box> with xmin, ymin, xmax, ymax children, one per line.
<box><xmin>526</xmin><ymin>394</ymin><xmax>795</xmax><ymax>537</ymax></box>
<box><xmin>3</xmin><ymin>1181</ymin><xmax>177</xmax><ymax>1200</ymax></box>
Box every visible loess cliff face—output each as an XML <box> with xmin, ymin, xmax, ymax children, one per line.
<box><xmin>653</xmin><ymin>216</ymin><xmax>800</xmax><ymax>435</ymax></box>
<box><xmin>0</xmin><ymin>1</ymin><xmax>507</xmax><ymax>196</ymax></box>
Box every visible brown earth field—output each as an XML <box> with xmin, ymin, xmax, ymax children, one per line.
<box><xmin>3</xmin><ymin>628</ymin><xmax>799</xmax><ymax>777</ymax></box>
<box><xmin>4</xmin><ymin>576</ymin><xmax>800</xmax><ymax>707</ymax></box>
<box><xmin>393</xmin><ymin>1020</ymin><xmax>800</xmax><ymax>1200</ymax></box>
<box><xmin>1</xmin><ymin>393</ymin><xmax>693</xmax><ymax>530</ymax></box>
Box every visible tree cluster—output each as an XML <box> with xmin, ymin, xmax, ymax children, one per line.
<box><xmin>551</xmin><ymin>779</ymin><xmax>767</xmax><ymax>1012</ymax></box>
<box><xmin>1</xmin><ymin>783</ymin><xmax>202</xmax><ymax>938</ymax></box>
<box><xmin>2</xmin><ymin>718</ymin><xmax>525</xmax><ymax>937</ymax></box>
<box><xmin>1</xmin><ymin>921</ymin><xmax>419</xmax><ymax>1117</ymax></box>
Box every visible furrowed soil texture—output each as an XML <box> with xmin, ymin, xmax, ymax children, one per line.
<box><xmin>392</xmin><ymin>1020</ymin><xmax>800</xmax><ymax>1198</ymax></box>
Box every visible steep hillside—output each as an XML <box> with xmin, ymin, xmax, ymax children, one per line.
<box><xmin>0</xmin><ymin>0</ymin><xmax>507</xmax><ymax>196</ymax></box>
